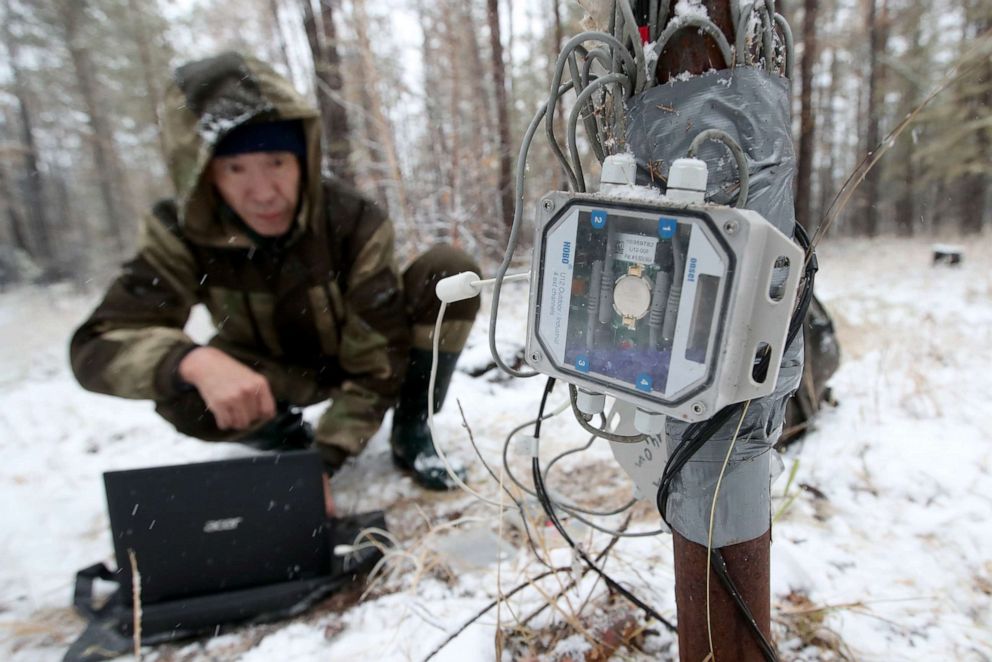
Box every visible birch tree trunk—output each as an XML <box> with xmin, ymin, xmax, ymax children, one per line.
<box><xmin>957</xmin><ymin>5</ymin><xmax>991</xmax><ymax>234</ymax></box>
<box><xmin>350</xmin><ymin>0</ymin><xmax>410</xmax><ymax>227</ymax></box>
<box><xmin>2</xmin><ymin>23</ymin><xmax>56</xmax><ymax>268</ymax></box>
<box><xmin>267</xmin><ymin>0</ymin><xmax>294</xmax><ymax>76</ymax></box>
<box><xmin>795</xmin><ymin>0</ymin><xmax>818</xmax><ymax>232</ymax></box>
<box><xmin>440</xmin><ymin>0</ymin><xmax>463</xmax><ymax>244</ymax></box>
<box><xmin>301</xmin><ymin>0</ymin><xmax>353</xmax><ymax>184</ymax></box>
<box><xmin>57</xmin><ymin>0</ymin><xmax>131</xmax><ymax>253</ymax></box>
<box><xmin>458</xmin><ymin>0</ymin><xmax>500</xmax><ymax>247</ymax></box>
<box><xmin>415</xmin><ymin>0</ymin><xmax>451</xmax><ymax>242</ymax></box>
<box><xmin>861</xmin><ymin>0</ymin><xmax>887</xmax><ymax>237</ymax></box>
<box><xmin>126</xmin><ymin>0</ymin><xmax>167</xmax><ymax>164</ymax></box>
<box><xmin>816</xmin><ymin>46</ymin><xmax>840</xmax><ymax>230</ymax></box>
<box><xmin>487</xmin><ymin>0</ymin><xmax>514</xmax><ymax>235</ymax></box>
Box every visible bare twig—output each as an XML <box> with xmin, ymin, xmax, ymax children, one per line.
<box><xmin>519</xmin><ymin>513</ymin><xmax>632</xmax><ymax>628</ymax></box>
<box><xmin>127</xmin><ymin>548</ymin><xmax>142</xmax><ymax>660</ymax></box>
<box><xmin>422</xmin><ymin>568</ymin><xmax>565</xmax><ymax>661</ymax></box>
<box><xmin>423</xmin><ymin>516</ymin><xmax>634</xmax><ymax>661</ymax></box>
<box><xmin>455</xmin><ymin>399</ymin><xmax>556</xmax><ymax>571</ymax></box>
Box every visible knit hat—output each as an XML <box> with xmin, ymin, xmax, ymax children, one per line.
<box><xmin>213</xmin><ymin>119</ymin><xmax>306</xmax><ymax>160</ymax></box>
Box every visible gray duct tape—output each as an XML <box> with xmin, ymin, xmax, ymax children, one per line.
<box><xmin>626</xmin><ymin>67</ymin><xmax>804</xmax><ymax>547</ymax></box>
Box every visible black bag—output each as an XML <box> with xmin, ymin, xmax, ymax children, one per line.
<box><xmin>781</xmin><ymin>293</ymin><xmax>841</xmax><ymax>446</ymax></box>
<box><xmin>65</xmin><ymin>512</ymin><xmax>389</xmax><ymax>662</ymax></box>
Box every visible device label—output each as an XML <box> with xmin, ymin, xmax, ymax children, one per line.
<box><xmin>658</xmin><ymin>217</ymin><xmax>677</xmax><ymax>238</ymax></box>
<box><xmin>541</xmin><ymin>210</ymin><xmax>578</xmax><ymax>361</ymax></box>
<box><xmin>614</xmin><ymin>232</ymin><xmax>658</xmax><ymax>265</ymax></box>
<box><xmin>606</xmin><ymin>401</ymin><xmax>672</xmax><ymax>517</ymax></box>
<box><xmin>668</xmin><ymin>225</ymin><xmax>723</xmax><ymax>394</ymax></box>
<box><xmin>203</xmin><ymin>517</ymin><xmax>243</xmax><ymax>533</ymax></box>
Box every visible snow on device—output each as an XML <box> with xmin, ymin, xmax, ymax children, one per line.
<box><xmin>525</xmin><ymin>156</ymin><xmax>803</xmax><ymax>430</ymax></box>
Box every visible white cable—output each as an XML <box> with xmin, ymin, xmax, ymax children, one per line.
<box><xmin>426</xmin><ymin>300</ymin><xmax>506</xmax><ymax>508</ymax></box>
<box><xmin>476</xmin><ymin>272</ymin><xmax>530</xmax><ymax>287</ymax></box>
<box><xmin>435</xmin><ymin>271</ymin><xmax>530</xmax><ymax>304</ymax></box>
<box><xmin>420</xmin><ymin>270</ymin><xmax>530</xmax><ymax>507</ymax></box>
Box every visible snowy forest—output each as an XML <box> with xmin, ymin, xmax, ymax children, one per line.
<box><xmin>2</xmin><ymin>1</ymin><xmax>992</xmax><ymax>661</ymax></box>
<box><xmin>1</xmin><ymin>0</ymin><xmax>990</xmax><ymax>284</ymax></box>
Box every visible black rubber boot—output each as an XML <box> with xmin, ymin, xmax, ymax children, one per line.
<box><xmin>240</xmin><ymin>408</ymin><xmax>314</xmax><ymax>452</ymax></box>
<box><xmin>390</xmin><ymin>348</ymin><xmax>467</xmax><ymax>490</ymax></box>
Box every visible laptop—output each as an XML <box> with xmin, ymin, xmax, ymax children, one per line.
<box><xmin>104</xmin><ymin>451</ymin><xmax>331</xmax><ymax>604</ymax></box>
<box><xmin>92</xmin><ymin>450</ymin><xmax>385</xmax><ymax>640</ymax></box>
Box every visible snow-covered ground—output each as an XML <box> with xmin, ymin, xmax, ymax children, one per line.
<box><xmin>1</xmin><ymin>236</ymin><xmax>990</xmax><ymax>661</ymax></box>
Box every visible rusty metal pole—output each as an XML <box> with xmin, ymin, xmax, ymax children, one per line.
<box><xmin>654</xmin><ymin>3</ymin><xmax>774</xmax><ymax>660</ymax></box>
<box><xmin>672</xmin><ymin>530</ymin><xmax>772</xmax><ymax>661</ymax></box>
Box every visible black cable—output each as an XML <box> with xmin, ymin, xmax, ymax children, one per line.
<box><xmin>530</xmin><ymin>376</ymin><xmax>677</xmax><ymax>634</ymax></box>
<box><xmin>532</xmin><ymin>456</ymin><xmax>678</xmax><ymax>633</ymax></box>
<box><xmin>654</xmin><ymin>404</ymin><xmax>778</xmax><ymax>660</ymax></box>
<box><xmin>533</xmin><ymin>376</ymin><xmax>557</xmax><ymax>438</ymax></box>
<box><xmin>655</xmin><ymin>403</ymin><xmax>740</xmax><ymax>522</ymax></box>
<box><xmin>787</xmin><ymin>224</ymin><xmax>818</xmax><ymax>352</ymax></box>
<box><xmin>710</xmin><ymin>548</ymin><xmax>779</xmax><ymax>662</ymax></box>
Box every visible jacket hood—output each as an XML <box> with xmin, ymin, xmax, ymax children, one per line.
<box><xmin>161</xmin><ymin>52</ymin><xmax>323</xmax><ymax>248</ymax></box>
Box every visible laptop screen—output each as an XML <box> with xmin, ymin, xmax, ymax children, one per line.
<box><xmin>103</xmin><ymin>451</ymin><xmax>330</xmax><ymax>604</ymax></box>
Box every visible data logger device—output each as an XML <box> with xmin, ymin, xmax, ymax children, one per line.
<box><xmin>525</xmin><ymin>160</ymin><xmax>802</xmax><ymax>427</ymax></box>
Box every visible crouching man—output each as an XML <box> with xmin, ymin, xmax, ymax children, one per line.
<box><xmin>70</xmin><ymin>52</ymin><xmax>478</xmax><ymax>491</ymax></box>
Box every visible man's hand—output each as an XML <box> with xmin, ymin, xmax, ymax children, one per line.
<box><xmin>322</xmin><ymin>472</ymin><xmax>337</xmax><ymax>518</ymax></box>
<box><xmin>178</xmin><ymin>347</ymin><xmax>276</xmax><ymax>430</ymax></box>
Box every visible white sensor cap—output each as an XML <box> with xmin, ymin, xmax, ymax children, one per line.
<box><xmin>600</xmin><ymin>153</ymin><xmax>638</xmax><ymax>186</ymax></box>
<box><xmin>634</xmin><ymin>408</ymin><xmax>665</xmax><ymax>435</ymax></box>
<box><xmin>667</xmin><ymin>158</ymin><xmax>708</xmax><ymax>203</ymax></box>
<box><xmin>435</xmin><ymin>271</ymin><xmax>482</xmax><ymax>303</ymax></box>
<box><xmin>576</xmin><ymin>389</ymin><xmax>607</xmax><ymax>416</ymax></box>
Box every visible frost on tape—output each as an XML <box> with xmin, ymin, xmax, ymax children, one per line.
<box><xmin>601</xmin><ymin>183</ymin><xmax>668</xmax><ymax>204</ymax></box>
<box><xmin>644</xmin><ymin>40</ymin><xmax>660</xmax><ymax>80</ymax></box>
<box><xmin>675</xmin><ymin>0</ymin><xmax>709</xmax><ymax>19</ymax></box>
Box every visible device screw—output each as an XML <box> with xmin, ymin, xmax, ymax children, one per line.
<box><xmin>723</xmin><ymin>220</ymin><xmax>739</xmax><ymax>235</ymax></box>
<box><xmin>691</xmin><ymin>402</ymin><xmax>706</xmax><ymax>415</ymax></box>
<box><xmin>542</xmin><ymin>199</ymin><xmax>555</xmax><ymax>211</ymax></box>
<box><xmin>530</xmin><ymin>351</ymin><xmax>543</xmax><ymax>363</ymax></box>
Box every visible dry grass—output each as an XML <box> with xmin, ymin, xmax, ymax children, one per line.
<box><xmin>501</xmin><ymin>597</ymin><xmax>665</xmax><ymax>662</ymax></box>
<box><xmin>775</xmin><ymin>592</ymin><xmax>857</xmax><ymax>661</ymax></box>
<box><xmin>0</xmin><ymin>607</ymin><xmax>80</xmax><ymax>654</ymax></box>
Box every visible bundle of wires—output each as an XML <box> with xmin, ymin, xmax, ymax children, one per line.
<box><xmin>489</xmin><ymin>0</ymin><xmax>795</xmax><ymax>378</ymax></box>
<box><xmin>529</xmin><ymin>377</ymin><xmax>677</xmax><ymax>633</ymax></box>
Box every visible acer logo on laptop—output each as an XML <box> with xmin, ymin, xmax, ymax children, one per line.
<box><xmin>202</xmin><ymin>517</ymin><xmax>244</xmax><ymax>533</ymax></box>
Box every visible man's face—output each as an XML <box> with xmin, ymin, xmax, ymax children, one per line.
<box><xmin>209</xmin><ymin>151</ymin><xmax>301</xmax><ymax>237</ymax></box>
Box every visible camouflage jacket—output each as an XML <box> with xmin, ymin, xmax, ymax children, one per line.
<box><xmin>70</xmin><ymin>53</ymin><xmax>410</xmax><ymax>456</ymax></box>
